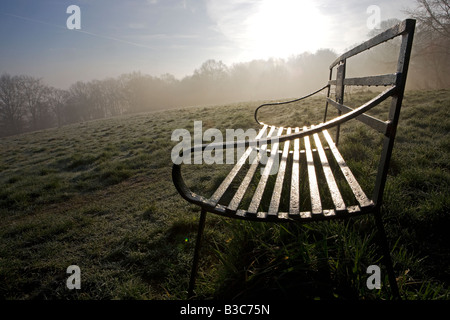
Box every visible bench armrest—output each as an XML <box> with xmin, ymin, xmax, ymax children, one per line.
<box><xmin>254</xmin><ymin>85</ymin><xmax>329</xmax><ymax>125</ymax></box>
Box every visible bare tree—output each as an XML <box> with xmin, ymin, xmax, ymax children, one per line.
<box><xmin>121</xmin><ymin>72</ymin><xmax>151</xmax><ymax>113</ymax></box>
<box><xmin>407</xmin><ymin>0</ymin><xmax>450</xmax><ymax>40</ymax></box>
<box><xmin>191</xmin><ymin>60</ymin><xmax>230</xmax><ymax>105</ymax></box>
<box><xmin>405</xmin><ymin>0</ymin><xmax>450</xmax><ymax>55</ymax></box>
<box><xmin>22</xmin><ymin>76</ymin><xmax>50</xmax><ymax>130</ymax></box>
<box><xmin>0</xmin><ymin>74</ymin><xmax>26</xmax><ymax>135</ymax></box>
<box><xmin>48</xmin><ymin>87</ymin><xmax>69</xmax><ymax>127</ymax></box>
<box><xmin>66</xmin><ymin>81</ymin><xmax>92</xmax><ymax>122</ymax></box>
<box><xmin>405</xmin><ymin>0</ymin><xmax>450</xmax><ymax>88</ymax></box>
<box><xmin>101</xmin><ymin>78</ymin><xmax>124</xmax><ymax>117</ymax></box>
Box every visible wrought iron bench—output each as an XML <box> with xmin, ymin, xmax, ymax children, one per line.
<box><xmin>172</xmin><ymin>19</ymin><xmax>415</xmax><ymax>299</ymax></box>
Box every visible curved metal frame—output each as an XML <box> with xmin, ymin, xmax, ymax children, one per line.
<box><xmin>254</xmin><ymin>84</ymin><xmax>330</xmax><ymax>125</ymax></box>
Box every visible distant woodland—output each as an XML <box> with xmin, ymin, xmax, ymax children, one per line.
<box><xmin>1</xmin><ymin>3</ymin><xmax>449</xmax><ymax>137</ymax></box>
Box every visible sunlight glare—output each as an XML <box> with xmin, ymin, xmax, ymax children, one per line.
<box><xmin>243</xmin><ymin>0</ymin><xmax>328</xmax><ymax>60</ymax></box>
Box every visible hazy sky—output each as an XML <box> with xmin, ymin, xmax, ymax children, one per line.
<box><xmin>0</xmin><ymin>0</ymin><xmax>414</xmax><ymax>89</ymax></box>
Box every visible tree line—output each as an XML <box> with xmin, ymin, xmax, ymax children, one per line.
<box><xmin>0</xmin><ymin>49</ymin><xmax>339</xmax><ymax>137</ymax></box>
<box><xmin>1</xmin><ymin>2</ymin><xmax>449</xmax><ymax>137</ymax></box>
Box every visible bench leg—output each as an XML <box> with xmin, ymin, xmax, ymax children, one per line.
<box><xmin>374</xmin><ymin>209</ymin><xmax>401</xmax><ymax>300</ymax></box>
<box><xmin>188</xmin><ymin>208</ymin><xmax>207</xmax><ymax>299</ymax></box>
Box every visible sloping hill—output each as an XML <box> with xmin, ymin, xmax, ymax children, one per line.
<box><xmin>0</xmin><ymin>90</ymin><xmax>448</xmax><ymax>299</ymax></box>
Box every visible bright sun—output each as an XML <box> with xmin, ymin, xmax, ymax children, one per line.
<box><xmin>243</xmin><ymin>0</ymin><xmax>327</xmax><ymax>60</ymax></box>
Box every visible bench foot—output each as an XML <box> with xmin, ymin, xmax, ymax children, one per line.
<box><xmin>188</xmin><ymin>208</ymin><xmax>207</xmax><ymax>299</ymax></box>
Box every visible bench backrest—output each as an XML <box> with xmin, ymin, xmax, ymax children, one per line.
<box><xmin>326</xmin><ymin>19</ymin><xmax>415</xmax><ymax>206</ymax></box>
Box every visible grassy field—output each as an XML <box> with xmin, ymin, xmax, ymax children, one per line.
<box><xmin>0</xmin><ymin>89</ymin><xmax>449</xmax><ymax>300</ymax></box>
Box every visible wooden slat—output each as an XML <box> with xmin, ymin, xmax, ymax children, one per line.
<box><xmin>326</xmin><ymin>98</ymin><xmax>388</xmax><ymax>134</ymax></box>
<box><xmin>322</xmin><ymin>129</ymin><xmax>373</xmax><ymax>208</ymax></box>
<box><xmin>328</xmin><ymin>73</ymin><xmax>398</xmax><ymax>87</ymax></box>
<box><xmin>289</xmin><ymin>127</ymin><xmax>300</xmax><ymax>216</ymax></box>
<box><xmin>227</xmin><ymin>154</ymin><xmax>261</xmax><ymax>213</ymax></box>
<box><xmin>313</xmin><ymin>131</ymin><xmax>346</xmax><ymax>212</ymax></box>
<box><xmin>304</xmin><ymin>126</ymin><xmax>322</xmax><ymax>215</ymax></box>
<box><xmin>209</xmin><ymin>124</ymin><xmax>268</xmax><ymax>205</ymax></box>
<box><xmin>226</xmin><ymin>126</ymin><xmax>275</xmax><ymax>213</ymax></box>
<box><xmin>268</xmin><ymin>127</ymin><xmax>291</xmax><ymax>216</ymax></box>
<box><xmin>248</xmin><ymin>127</ymin><xmax>283</xmax><ymax>217</ymax></box>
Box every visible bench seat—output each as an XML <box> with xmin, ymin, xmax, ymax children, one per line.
<box><xmin>176</xmin><ymin>124</ymin><xmax>375</xmax><ymax>222</ymax></box>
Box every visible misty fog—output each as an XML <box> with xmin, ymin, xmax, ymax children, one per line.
<box><xmin>1</xmin><ymin>17</ymin><xmax>449</xmax><ymax>137</ymax></box>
